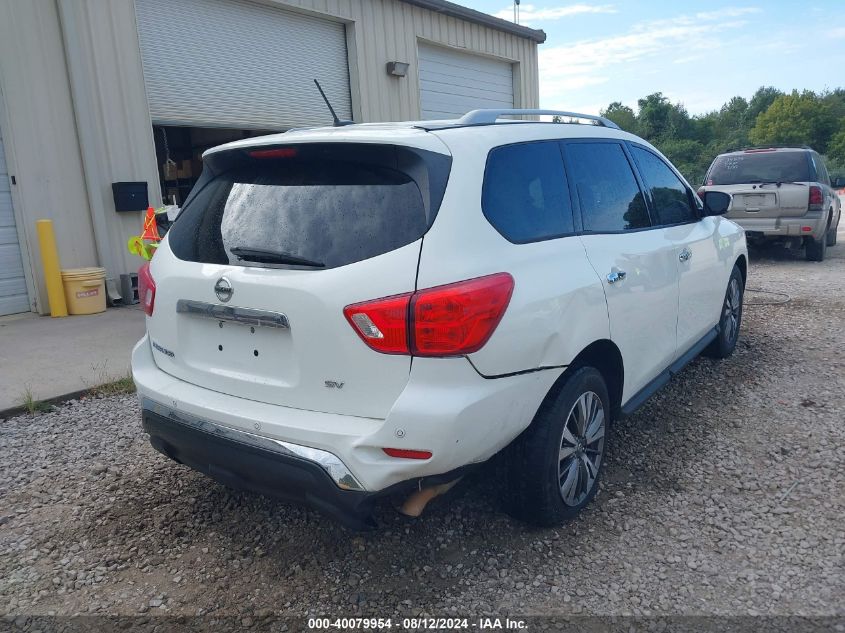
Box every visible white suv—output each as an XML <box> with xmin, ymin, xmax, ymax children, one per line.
<box><xmin>131</xmin><ymin>109</ymin><xmax>747</xmax><ymax>529</ymax></box>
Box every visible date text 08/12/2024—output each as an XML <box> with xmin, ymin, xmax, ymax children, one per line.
<box><xmin>307</xmin><ymin>617</ymin><xmax>528</xmax><ymax>630</ymax></box>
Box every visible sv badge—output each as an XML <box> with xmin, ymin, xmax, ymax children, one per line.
<box><xmin>324</xmin><ymin>380</ymin><xmax>345</xmax><ymax>389</ymax></box>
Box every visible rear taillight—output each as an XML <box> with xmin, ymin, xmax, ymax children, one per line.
<box><xmin>343</xmin><ymin>292</ymin><xmax>412</xmax><ymax>354</ymax></box>
<box><xmin>344</xmin><ymin>273</ymin><xmax>514</xmax><ymax>357</ymax></box>
<box><xmin>138</xmin><ymin>262</ymin><xmax>156</xmax><ymax>316</ymax></box>
<box><xmin>809</xmin><ymin>185</ymin><xmax>823</xmax><ymax>209</ymax></box>
<box><xmin>411</xmin><ymin>273</ymin><xmax>514</xmax><ymax>356</ymax></box>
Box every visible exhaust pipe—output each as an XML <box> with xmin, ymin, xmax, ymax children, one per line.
<box><xmin>397</xmin><ymin>478</ymin><xmax>462</xmax><ymax>518</ymax></box>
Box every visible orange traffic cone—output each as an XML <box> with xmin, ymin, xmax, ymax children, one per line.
<box><xmin>140</xmin><ymin>206</ymin><xmax>160</xmax><ymax>241</ymax></box>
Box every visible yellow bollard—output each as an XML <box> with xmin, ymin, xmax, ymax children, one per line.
<box><xmin>35</xmin><ymin>219</ymin><xmax>68</xmax><ymax>317</ymax></box>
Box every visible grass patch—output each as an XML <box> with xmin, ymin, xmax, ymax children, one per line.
<box><xmin>20</xmin><ymin>386</ymin><xmax>54</xmax><ymax>415</ymax></box>
<box><xmin>84</xmin><ymin>362</ymin><xmax>136</xmax><ymax>398</ymax></box>
<box><xmin>89</xmin><ymin>372</ymin><xmax>136</xmax><ymax>398</ymax></box>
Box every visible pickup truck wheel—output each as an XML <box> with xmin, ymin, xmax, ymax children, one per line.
<box><xmin>806</xmin><ymin>233</ymin><xmax>827</xmax><ymax>261</ymax></box>
<box><xmin>504</xmin><ymin>367</ymin><xmax>609</xmax><ymax>527</ymax></box>
<box><xmin>826</xmin><ymin>219</ymin><xmax>838</xmax><ymax>246</ymax></box>
<box><xmin>704</xmin><ymin>265</ymin><xmax>744</xmax><ymax>359</ymax></box>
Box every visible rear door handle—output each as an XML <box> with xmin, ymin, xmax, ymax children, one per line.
<box><xmin>607</xmin><ymin>270</ymin><xmax>627</xmax><ymax>284</ymax></box>
<box><xmin>679</xmin><ymin>248</ymin><xmax>692</xmax><ymax>262</ymax></box>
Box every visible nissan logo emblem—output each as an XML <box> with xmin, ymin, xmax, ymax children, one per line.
<box><xmin>214</xmin><ymin>277</ymin><xmax>233</xmax><ymax>303</ymax></box>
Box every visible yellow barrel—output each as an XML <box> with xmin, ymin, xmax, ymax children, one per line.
<box><xmin>60</xmin><ymin>267</ymin><xmax>107</xmax><ymax>315</ymax></box>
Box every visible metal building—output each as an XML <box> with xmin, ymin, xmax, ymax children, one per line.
<box><xmin>0</xmin><ymin>0</ymin><xmax>544</xmax><ymax>316</ymax></box>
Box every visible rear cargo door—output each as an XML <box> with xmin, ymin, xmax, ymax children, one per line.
<box><xmin>146</xmin><ymin>142</ymin><xmax>450</xmax><ymax>420</ymax></box>
<box><xmin>721</xmin><ymin>184</ymin><xmax>808</xmax><ymax>219</ymax></box>
<box><xmin>706</xmin><ymin>151</ymin><xmax>811</xmax><ymax>219</ymax></box>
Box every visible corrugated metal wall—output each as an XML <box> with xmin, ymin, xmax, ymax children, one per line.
<box><xmin>280</xmin><ymin>0</ymin><xmax>539</xmax><ymax>121</ymax></box>
<box><xmin>135</xmin><ymin>0</ymin><xmax>354</xmax><ymax>129</ymax></box>
<box><xmin>418</xmin><ymin>42</ymin><xmax>516</xmax><ymax>119</ymax></box>
<box><xmin>0</xmin><ymin>0</ymin><xmax>99</xmax><ymax>314</ymax></box>
<box><xmin>0</xmin><ymin>0</ymin><xmax>539</xmax><ymax>312</ymax></box>
<box><xmin>0</xmin><ymin>104</ymin><xmax>31</xmax><ymax>315</ymax></box>
<box><xmin>56</xmin><ymin>0</ymin><xmax>164</xmax><ymax>283</ymax></box>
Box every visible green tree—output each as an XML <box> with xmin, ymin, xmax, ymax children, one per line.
<box><xmin>715</xmin><ymin>96</ymin><xmax>750</xmax><ymax>149</ymax></box>
<box><xmin>827</xmin><ymin>126</ymin><xmax>845</xmax><ymax>177</ymax></box>
<box><xmin>597</xmin><ymin>86</ymin><xmax>845</xmax><ymax>184</ymax></box>
<box><xmin>600</xmin><ymin>102</ymin><xmax>637</xmax><ymax>133</ymax></box>
<box><xmin>747</xmin><ymin>86</ymin><xmax>784</xmax><ymax>121</ymax></box>
<box><xmin>749</xmin><ymin>90</ymin><xmax>839</xmax><ymax>152</ymax></box>
<box><xmin>658</xmin><ymin>138</ymin><xmax>708</xmax><ymax>184</ymax></box>
<box><xmin>637</xmin><ymin>93</ymin><xmax>693</xmax><ymax>142</ymax></box>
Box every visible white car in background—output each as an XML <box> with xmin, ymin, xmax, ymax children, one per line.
<box><xmin>132</xmin><ymin>109</ymin><xmax>747</xmax><ymax>529</ymax></box>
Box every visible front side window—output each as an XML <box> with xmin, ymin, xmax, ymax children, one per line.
<box><xmin>482</xmin><ymin>141</ymin><xmax>575</xmax><ymax>243</ymax></box>
<box><xmin>631</xmin><ymin>146</ymin><xmax>698</xmax><ymax>225</ymax></box>
<box><xmin>566</xmin><ymin>142</ymin><xmax>650</xmax><ymax>232</ymax></box>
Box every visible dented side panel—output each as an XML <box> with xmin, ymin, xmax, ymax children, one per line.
<box><xmin>417</xmin><ymin>131</ymin><xmax>610</xmax><ymax>377</ymax></box>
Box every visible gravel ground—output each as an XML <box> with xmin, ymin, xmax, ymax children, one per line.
<box><xmin>1</xmin><ymin>230</ymin><xmax>843</xmax><ymax>622</ymax></box>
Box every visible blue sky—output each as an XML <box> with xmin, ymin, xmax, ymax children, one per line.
<box><xmin>463</xmin><ymin>1</ymin><xmax>845</xmax><ymax>116</ymax></box>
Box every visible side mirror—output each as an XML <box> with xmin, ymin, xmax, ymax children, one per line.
<box><xmin>832</xmin><ymin>177</ymin><xmax>845</xmax><ymax>189</ymax></box>
<box><xmin>702</xmin><ymin>191</ymin><xmax>731</xmax><ymax>216</ymax></box>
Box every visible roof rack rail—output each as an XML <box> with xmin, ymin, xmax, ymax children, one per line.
<box><xmin>726</xmin><ymin>144</ymin><xmax>813</xmax><ymax>153</ymax></box>
<box><xmin>457</xmin><ymin>109</ymin><xmax>620</xmax><ymax>130</ymax></box>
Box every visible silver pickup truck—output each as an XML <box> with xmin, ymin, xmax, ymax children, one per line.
<box><xmin>699</xmin><ymin>147</ymin><xmax>841</xmax><ymax>261</ymax></box>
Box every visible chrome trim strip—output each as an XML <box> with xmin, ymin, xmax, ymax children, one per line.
<box><xmin>176</xmin><ymin>299</ymin><xmax>290</xmax><ymax>329</ymax></box>
<box><xmin>142</xmin><ymin>397</ymin><xmax>364</xmax><ymax>491</ymax></box>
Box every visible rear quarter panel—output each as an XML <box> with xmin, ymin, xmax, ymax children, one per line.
<box><xmin>418</xmin><ymin>130</ymin><xmax>610</xmax><ymax>377</ymax></box>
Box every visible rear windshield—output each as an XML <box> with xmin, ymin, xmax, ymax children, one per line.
<box><xmin>706</xmin><ymin>151</ymin><xmax>810</xmax><ymax>185</ymax></box>
<box><xmin>168</xmin><ymin>143</ymin><xmax>451</xmax><ymax>269</ymax></box>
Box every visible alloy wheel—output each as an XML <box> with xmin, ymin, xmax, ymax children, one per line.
<box><xmin>723</xmin><ymin>278</ymin><xmax>741</xmax><ymax>344</ymax></box>
<box><xmin>558</xmin><ymin>391</ymin><xmax>605</xmax><ymax>506</ymax></box>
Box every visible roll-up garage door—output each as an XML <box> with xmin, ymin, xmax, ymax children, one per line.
<box><xmin>418</xmin><ymin>43</ymin><xmax>514</xmax><ymax>120</ymax></box>
<box><xmin>135</xmin><ymin>0</ymin><xmax>352</xmax><ymax>129</ymax></box>
<box><xmin>0</xmin><ymin>121</ymin><xmax>30</xmax><ymax>316</ymax></box>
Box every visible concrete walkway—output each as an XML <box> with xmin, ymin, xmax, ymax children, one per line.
<box><xmin>0</xmin><ymin>305</ymin><xmax>146</xmax><ymax>412</ymax></box>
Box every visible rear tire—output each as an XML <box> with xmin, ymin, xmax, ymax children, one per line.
<box><xmin>826</xmin><ymin>219</ymin><xmax>838</xmax><ymax>246</ymax></box>
<box><xmin>704</xmin><ymin>265</ymin><xmax>744</xmax><ymax>359</ymax></box>
<box><xmin>504</xmin><ymin>367</ymin><xmax>609</xmax><ymax>527</ymax></box>
<box><xmin>806</xmin><ymin>233</ymin><xmax>827</xmax><ymax>261</ymax></box>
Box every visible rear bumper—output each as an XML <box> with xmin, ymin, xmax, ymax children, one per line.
<box><xmin>132</xmin><ymin>334</ymin><xmax>561</xmax><ymax>495</ymax></box>
<box><xmin>142</xmin><ymin>406</ymin><xmax>378</xmax><ymax>529</ymax></box>
<box><xmin>731</xmin><ymin>212</ymin><xmax>825</xmax><ymax>239</ymax></box>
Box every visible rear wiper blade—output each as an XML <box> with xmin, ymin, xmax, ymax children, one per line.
<box><xmin>756</xmin><ymin>181</ymin><xmax>806</xmax><ymax>187</ymax></box>
<box><xmin>229</xmin><ymin>247</ymin><xmax>325</xmax><ymax>268</ymax></box>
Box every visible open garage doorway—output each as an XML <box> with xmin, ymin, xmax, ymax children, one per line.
<box><xmin>152</xmin><ymin>126</ymin><xmax>274</xmax><ymax>206</ymax></box>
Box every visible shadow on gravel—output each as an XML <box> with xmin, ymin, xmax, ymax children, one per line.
<box><xmin>746</xmin><ymin>238</ymin><xmax>844</xmax><ymax>263</ymax></box>
<box><xmin>53</xmin><ymin>272</ymin><xmax>792</xmax><ymax>613</ymax></box>
<box><xmin>72</xmin><ymin>319</ymin><xmax>778</xmax><ymax>612</ymax></box>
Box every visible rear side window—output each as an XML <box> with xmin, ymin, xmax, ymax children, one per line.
<box><xmin>566</xmin><ymin>142</ymin><xmax>650</xmax><ymax>232</ymax></box>
<box><xmin>631</xmin><ymin>146</ymin><xmax>698</xmax><ymax>225</ymax></box>
<box><xmin>482</xmin><ymin>141</ymin><xmax>574</xmax><ymax>243</ymax></box>
<box><xmin>813</xmin><ymin>153</ymin><xmax>830</xmax><ymax>185</ymax></box>
<box><xmin>168</xmin><ymin>144</ymin><xmax>451</xmax><ymax>269</ymax></box>
<box><xmin>706</xmin><ymin>151</ymin><xmax>810</xmax><ymax>185</ymax></box>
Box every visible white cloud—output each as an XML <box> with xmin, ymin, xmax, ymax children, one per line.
<box><xmin>493</xmin><ymin>3</ymin><xmax>617</xmax><ymax>25</ymax></box>
<box><xmin>539</xmin><ymin>6</ymin><xmax>762</xmax><ymax>109</ymax></box>
<box><xmin>673</xmin><ymin>54</ymin><xmax>705</xmax><ymax>65</ymax></box>
<box><xmin>550</xmin><ymin>75</ymin><xmax>610</xmax><ymax>90</ymax></box>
